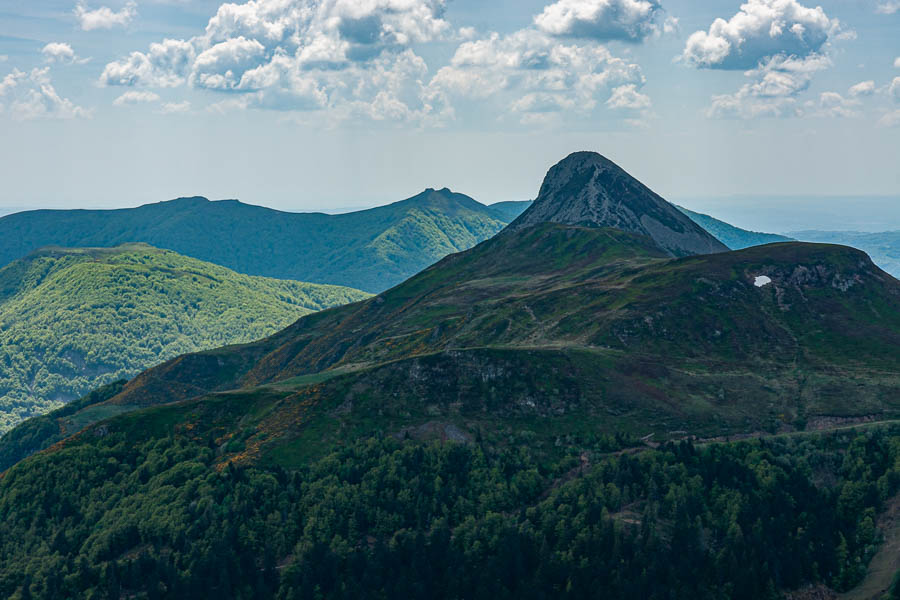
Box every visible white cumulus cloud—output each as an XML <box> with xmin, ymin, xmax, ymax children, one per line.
<box><xmin>801</xmin><ymin>91</ymin><xmax>860</xmax><ymax>118</ymax></box>
<box><xmin>891</xmin><ymin>76</ymin><xmax>900</xmax><ymax>103</ymax></box>
<box><xmin>707</xmin><ymin>90</ymin><xmax>796</xmax><ymax>119</ymax></box>
<box><xmin>0</xmin><ymin>68</ymin><xmax>91</xmax><ymax>120</ymax></box>
<box><xmin>100</xmin><ymin>39</ymin><xmax>196</xmax><ymax>87</ymax></box>
<box><xmin>97</xmin><ymin>0</ymin><xmax>660</xmax><ymax>125</ymax></box>
<box><xmin>706</xmin><ymin>54</ymin><xmax>831</xmax><ymax>119</ymax></box>
<box><xmin>427</xmin><ymin>28</ymin><xmax>648</xmax><ymax>123</ymax></box>
<box><xmin>113</xmin><ymin>90</ymin><xmax>161</xmax><ymax>105</ymax></box>
<box><xmin>606</xmin><ymin>83</ymin><xmax>651</xmax><ymax>109</ymax></box>
<box><xmin>42</xmin><ymin>42</ymin><xmax>88</xmax><ymax>65</ymax></box>
<box><xmin>876</xmin><ymin>1</ymin><xmax>900</xmax><ymax>14</ymax></box>
<box><xmin>682</xmin><ymin>0</ymin><xmax>838</xmax><ymax>70</ymax></box>
<box><xmin>684</xmin><ymin>0</ymin><xmax>855</xmax><ymax>121</ymax></box>
<box><xmin>879</xmin><ymin>109</ymin><xmax>900</xmax><ymax>127</ymax></box>
<box><xmin>534</xmin><ymin>0</ymin><xmax>666</xmax><ymax>42</ymax></box>
<box><xmin>0</xmin><ymin>70</ymin><xmax>23</xmax><ymax>97</ymax></box>
<box><xmin>895</xmin><ymin>57</ymin><xmax>900</xmax><ymax>69</ymax></box>
<box><xmin>190</xmin><ymin>37</ymin><xmax>267</xmax><ymax>90</ymax></box>
<box><xmin>99</xmin><ymin>0</ymin><xmax>451</xmax><ymax>121</ymax></box>
<box><xmin>75</xmin><ymin>1</ymin><xmax>137</xmax><ymax>31</ymax></box>
<box><xmin>848</xmin><ymin>80</ymin><xmax>875</xmax><ymax>97</ymax></box>
<box><xmin>161</xmin><ymin>100</ymin><xmax>191</xmax><ymax>113</ymax></box>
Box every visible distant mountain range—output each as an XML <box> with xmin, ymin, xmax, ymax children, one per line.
<box><xmin>675</xmin><ymin>195</ymin><xmax>900</xmax><ymax>233</ymax></box>
<box><xmin>0</xmin><ymin>190</ymin><xmax>519</xmax><ymax>293</ymax></box>
<box><xmin>10</xmin><ymin>189</ymin><xmax>891</xmax><ymax>296</ymax></box>
<box><xmin>679</xmin><ymin>206</ymin><xmax>900</xmax><ymax>279</ymax></box>
<box><xmin>483</xmin><ymin>200</ymin><xmax>532</xmax><ymax>222</ymax></box>
<box><xmin>677</xmin><ymin>206</ymin><xmax>793</xmax><ymax>249</ymax></box>
<box><xmin>0</xmin><ymin>243</ymin><xmax>368</xmax><ymax>434</ymax></box>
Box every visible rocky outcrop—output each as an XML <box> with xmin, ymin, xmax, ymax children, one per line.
<box><xmin>508</xmin><ymin>151</ymin><xmax>728</xmax><ymax>257</ymax></box>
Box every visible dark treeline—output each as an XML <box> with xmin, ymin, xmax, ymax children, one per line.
<box><xmin>1</xmin><ymin>427</ymin><xmax>898</xmax><ymax>599</ymax></box>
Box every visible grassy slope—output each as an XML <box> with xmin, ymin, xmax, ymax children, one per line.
<box><xmin>71</xmin><ymin>338</ymin><xmax>899</xmax><ymax>474</ymax></box>
<box><xmin>0</xmin><ymin>244</ymin><xmax>369</xmax><ymax>434</ymax></box>
<box><xmin>110</xmin><ymin>224</ymin><xmax>900</xmax><ymax>394</ymax></box>
<box><xmin>0</xmin><ymin>190</ymin><xmax>510</xmax><ymax>293</ymax></box>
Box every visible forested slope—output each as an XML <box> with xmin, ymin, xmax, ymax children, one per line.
<box><xmin>0</xmin><ymin>244</ymin><xmax>368</xmax><ymax>433</ymax></box>
<box><xmin>0</xmin><ymin>417</ymin><xmax>897</xmax><ymax>599</ymax></box>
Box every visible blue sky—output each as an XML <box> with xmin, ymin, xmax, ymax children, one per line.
<box><xmin>0</xmin><ymin>0</ymin><xmax>898</xmax><ymax>214</ymax></box>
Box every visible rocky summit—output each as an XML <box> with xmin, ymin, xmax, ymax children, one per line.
<box><xmin>508</xmin><ymin>151</ymin><xmax>728</xmax><ymax>257</ymax></box>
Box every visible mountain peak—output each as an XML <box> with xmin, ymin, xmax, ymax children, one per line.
<box><xmin>421</xmin><ymin>187</ymin><xmax>454</xmax><ymax>197</ymax></box>
<box><xmin>164</xmin><ymin>196</ymin><xmax>211</xmax><ymax>205</ymax></box>
<box><xmin>558</xmin><ymin>150</ymin><xmax>617</xmax><ymax>167</ymax></box>
<box><xmin>399</xmin><ymin>187</ymin><xmax>487</xmax><ymax>214</ymax></box>
<box><xmin>508</xmin><ymin>152</ymin><xmax>728</xmax><ymax>257</ymax></box>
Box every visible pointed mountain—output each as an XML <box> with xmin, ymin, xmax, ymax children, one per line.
<box><xmin>508</xmin><ymin>152</ymin><xmax>728</xmax><ymax>257</ymax></box>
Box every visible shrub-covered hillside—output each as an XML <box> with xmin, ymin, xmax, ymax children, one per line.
<box><xmin>0</xmin><ymin>244</ymin><xmax>369</xmax><ymax>434</ymax></box>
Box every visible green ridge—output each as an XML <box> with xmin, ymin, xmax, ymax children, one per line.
<box><xmin>0</xmin><ymin>190</ymin><xmax>512</xmax><ymax>293</ymax></box>
<box><xmin>0</xmin><ymin>243</ymin><xmax>369</xmax><ymax>434</ymax></box>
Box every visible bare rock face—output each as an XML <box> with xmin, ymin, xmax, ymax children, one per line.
<box><xmin>508</xmin><ymin>151</ymin><xmax>729</xmax><ymax>257</ymax></box>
